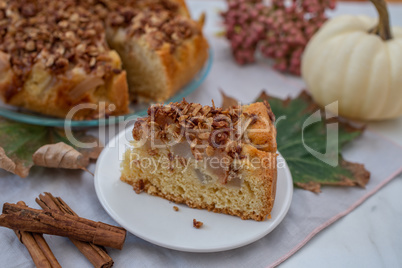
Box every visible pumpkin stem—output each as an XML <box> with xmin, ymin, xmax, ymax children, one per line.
<box><xmin>369</xmin><ymin>0</ymin><xmax>392</xmax><ymax>40</ymax></box>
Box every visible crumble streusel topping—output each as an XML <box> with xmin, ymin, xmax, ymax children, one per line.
<box><xmin>0</xmin><ymin>0</ymin><xmax>117</xmax><ymax>82</ymax></box>
<box><xmin>0</xmin><ymin>0</ymin><xmax>198</xmax><ymax>85</ymax></box>
<box><xmin>132</xmin><ymin>99</ymin><xmax>275</xmax><ymax>184</ymax></box>
<box><xmin>108</xmin><ymin>3</ymin><xmax>199</xmax><ymax>51</ymax></box>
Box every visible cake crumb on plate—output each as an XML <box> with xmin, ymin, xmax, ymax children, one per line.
<box><xmin>193</xmin><ymin>219</ymin><xmax>203</xmax><ymax>229</ymax></box>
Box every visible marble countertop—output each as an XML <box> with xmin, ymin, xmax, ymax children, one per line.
<box><xmin>187</xmin><ymin>1</ymin><xmax>402</xmax><ymax>267</ymax></box>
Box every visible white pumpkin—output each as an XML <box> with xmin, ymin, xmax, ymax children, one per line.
<box><xmin>302</xmin><ymin>11</ymin><xmax>402</xmax><ymax>120</ymax></box>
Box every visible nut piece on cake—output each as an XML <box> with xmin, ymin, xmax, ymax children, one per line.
<box><xmin>121</xmin><ymin>99</ymin><xmax>277</xmax><ymax>221</ymax></box>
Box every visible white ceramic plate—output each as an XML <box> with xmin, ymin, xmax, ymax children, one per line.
<box><xmin>94</xmin><ymin>127</ymin><xmax>293</xmax><ymax>253</ymax></box>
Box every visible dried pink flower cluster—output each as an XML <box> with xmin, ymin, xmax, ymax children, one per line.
<box><xmin>221</xmin><ymin>0</ymin><xmax>335</xmax><ymax>75</ymax></box>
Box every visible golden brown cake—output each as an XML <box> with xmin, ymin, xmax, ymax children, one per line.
<box><xmin>121</xmin><ymin>100</ymin><xmax>277</xmax><ymax>221</ymax></box>
<box><xmin>0</xmin><ymin>0</ymin><xmax>208</xmax><ymax>119</ymax></box>
<box><xmin>105</xmin><ymin>0</ymin><xmax>209</xmax><ymax>102</ymax></box>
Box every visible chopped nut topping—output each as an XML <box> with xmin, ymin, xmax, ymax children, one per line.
<box><xmin>20</xmin><ymin>3</ymin><xmax>37</xmax><ymax>17</ymax></box>
<box><xmin>25</xmin><ymin>40</ymin><xmax>35</xmax><ymax>52</ymax></box>
<box><xmin>193</xmin><ymin>219</ymin><xmax>203</xmax><ymax>229</ymax></box>
<box><xmin>1</xmin><ymin>0</ymin><xmax>187</xmax><ymax>81</ymax></box>
<box><xmin>132</xmin><ymin>99</ymin><xmax>276</xmax><ymax>185</ymax></box>
<box><xmin>133</xmin><ymin>179</ymin><xmax>145</xmax><ymax>194</ymax></box>
<box><xmin>205</xmin><ymin>145</ymin><xmax>214</xmax><ymax>157</ymax></box>
<box><xmin>198</xmin><ymin>132</ymin><xmax>210</xmax><ymax>140</ymax></box>
<box><xmin>173</xmin><ymin>206</ymin><xmax>179</xmax><ymax>211</ymax></box>
<box><xmin>148</xmin><ymin>148</ymin><xmax>158</xmax><ymax>156</ymax></box>
<box><xmin>264</xmin><ymin>100</ymin><xmax>276</xmax><ymax>122</ymax></box>
<box><xmin>0</xmin><ymin>0</ymin><xmax>118</xmax><ymax>80</ymax></box>
<box><xmin>0</xmin><ymin>0</ymin><xmax>196</xmax><ymax>84</ymax></box>
<box><xmin>135</xmin><ymin>99</ymin><xmax>255</xmax><ymax>158</ymax></box>
<box><xmin>54</xmin><ymin>58</ymin><xmax>69</xmax><ymax>74</ymax></box>
<box><xmin>108</xmin><ymin>4</ymin><xmax>199</xmax><ymax>51</ymax></box>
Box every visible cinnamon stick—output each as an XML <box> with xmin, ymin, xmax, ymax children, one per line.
<box><xmin>14</xmin><ymin>202</ymin><xmax>61</xmax><ymax>268</ymax></box>
<box><xmin>36</xmin><ymin>193</ymin><xmax>113</xmax><ymax>268</ymax></box>
<box><xmin>0</xmin><ymin>202</ymin><xmax>126</xmax><ymax>250</ymax></box>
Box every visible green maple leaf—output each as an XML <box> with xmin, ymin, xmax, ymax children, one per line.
<box><xmin>0</xmin><ymin>117</ymin><xmax>102</xmax><ymax>178</ymax></box>
<box><xmin>256</xmin><ymin>91</ymin><xmax>370</xmax><ymax>192</ymax></box>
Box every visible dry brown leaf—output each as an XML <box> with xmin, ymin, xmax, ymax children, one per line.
<box><xmin>220</xmin><ymin>90</ymin><xmax>239</xmax><ymax>109</ymax></box>
<box><xmin>0</xmin><ymin>147</ymin><xmax>30</xmax><ymax>178</ymax></box>
<box><xmin>295</xmin><ymin>182</ymin><xmax>321</xmax><ymax>193</ymax></box>
<box><xmin>33</xmin><ymin>142</ymin><xmax>89</xmax><ymax>170</ymax></box>
<box><xmin>340</xmin><ymin>160</ymin><xmax>370</xmax><ymax>188</ymax></box>
<box><xmin>0</xmin><ymin>147</ymin><xmax>16</xmax><ymax>174</ymax></box>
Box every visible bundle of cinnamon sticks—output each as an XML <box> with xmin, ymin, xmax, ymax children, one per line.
<box><xmin>0</xmin><ymin>193</ymin><xmax>127</xmax><ymax>268</ymax></box>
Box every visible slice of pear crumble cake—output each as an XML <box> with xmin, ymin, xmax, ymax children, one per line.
<box><xmin>121</xmin><ymin>99</ymin><xmax>277</xmax><ymax>221</ymax></box>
